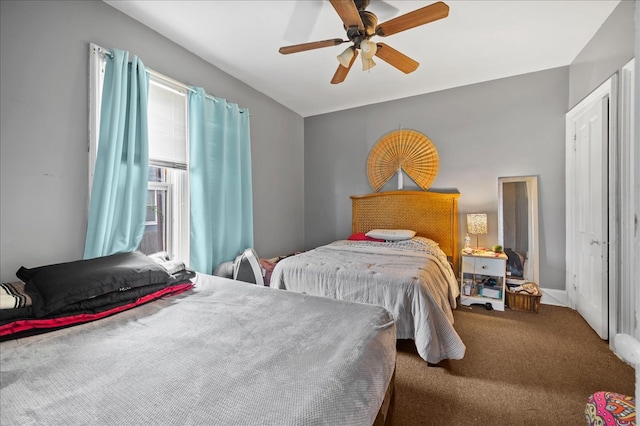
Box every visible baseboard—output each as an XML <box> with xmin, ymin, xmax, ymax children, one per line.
<box><xmin>540</xmin><ymin>288</ymin><xmax>569</xmax><ymax>307</ymax></box>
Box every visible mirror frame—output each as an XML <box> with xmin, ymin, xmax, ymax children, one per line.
<box><xmin>498</xmin><ymin>175</ymin><xmax>540</xmax><ymax>284</ymax></box>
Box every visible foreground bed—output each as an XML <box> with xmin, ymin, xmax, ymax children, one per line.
<box><xmin>1</xmin><ymin>272</ymin><xmax>396</xmax><ymax>425</ymax></box>
<box><xmin>270</xmin><ymin>190</ymin><xmax>465</xmax><ymax>363</ymax></box>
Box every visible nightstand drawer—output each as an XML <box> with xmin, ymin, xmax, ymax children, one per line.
<box><xmin>462</xmin><ymin>256</ymin><xmax>505</xmax><ymax>276</ymax></box>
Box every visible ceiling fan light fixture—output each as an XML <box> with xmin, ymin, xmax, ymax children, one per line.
<box><xmin>360</xmin><ymin>39</ymin><xmax>377</xmax><ymax>71</ymax></box>
<box><xmin>337</xmin><ymin>47</ymin><xmax>355</xmax><ymax>68</ymax></box>
<box><xmin>281</xmin><ymin>0</ymin><xmax>450</xmax><ymax>83</ymax></box>
<box><xmin>362</xmin><ymin>57</ymin><xmax>376</xmax><ymax>71</ymax></box>
<box><xmin>360</xmin><ymin>39</ymin><xmax>377</xmax><ymax>59</ymax></box>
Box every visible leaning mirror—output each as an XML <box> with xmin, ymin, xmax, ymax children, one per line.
<box><xmin>498</xmin><ymin>176</ymin><xmax>540</xmax><ymax>285</ymax></box>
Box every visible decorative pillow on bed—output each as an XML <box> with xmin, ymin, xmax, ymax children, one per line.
<box><xmin>0</xmin><ymin>281</ymin><xmax>31</xmax><ymax>310</ymax></box>
<box><xmin>347</xmin><ymin>232</ymin><xmax>385</xmax><ymax>242</ymax></box>
<box><xmin>17</xmin><ymin>252</ymin><xmax>174</xmax><ymax>317</ymax></box>
<box><xmin>365</xmin><ymin>229</ymin><xmax>416</xmax><ymax>241</ymax></box>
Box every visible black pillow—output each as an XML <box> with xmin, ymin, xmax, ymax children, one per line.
<box><xmin>17</xmin><ymin>252</ymin><xmax>174</xmax><ymax>317</ymax></box>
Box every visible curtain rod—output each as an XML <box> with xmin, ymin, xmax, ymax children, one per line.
<box><xmin>98</xmin><ymin>47</ymin><xmax>246</xmax><ymax>112</ymax></box>
<box><xmin>99</xmin><ymin>48</ymin><xmax>195</xmax><ymax>94</ymax></box>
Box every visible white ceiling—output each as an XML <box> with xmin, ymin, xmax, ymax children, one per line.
<box><xmin>105</xmin><ymin>0</ymin><xmax>620</xmax><ymax>117</ymax></box>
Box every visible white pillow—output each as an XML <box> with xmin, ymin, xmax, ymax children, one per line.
<box><xmin>365</xmin><ymin>229</ymin><xmax>416</xmax><ymax>241</ymax></box>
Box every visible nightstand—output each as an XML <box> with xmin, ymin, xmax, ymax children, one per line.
<box><xmin>460</xmin><ymin>251</ymin><xmax>507</xmax><ymax>311</ymax></box>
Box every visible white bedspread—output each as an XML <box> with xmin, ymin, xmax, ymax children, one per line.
<box><xmin>0</xmin><ymin>274</ymin><xmax>396</xmax><ymax>426</ymax></box>
<box><xmin>270</xmin><ymin>238</ymin><xmax>466</xmax><ymax>363</ymax></box>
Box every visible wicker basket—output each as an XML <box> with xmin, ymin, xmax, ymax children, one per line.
<box><xmin>505</xmin><ymin>285</ymin><xmax>542</xmax><ymax>313</ymax></box>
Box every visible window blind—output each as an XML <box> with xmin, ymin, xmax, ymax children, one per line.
<box><xmin>148</xmin><ymin>79</ymin><xmax>187</xmax><ymax>169</ymax></box>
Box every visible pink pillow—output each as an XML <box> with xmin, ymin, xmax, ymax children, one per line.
<box><xmin>348</xmin><ymin>232</ymin><xmax>384</xmax><ymax>242</ymax></box>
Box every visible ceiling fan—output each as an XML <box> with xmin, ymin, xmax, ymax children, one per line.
<box><xmin>283</xmin><ymin>0</ymin><xmax>399</xmax><ymax>44</ymax></box>
<box><xmin>278</xmin><ymin>0</ymin><xmax>449</xmax><ymax>84</ymax></box>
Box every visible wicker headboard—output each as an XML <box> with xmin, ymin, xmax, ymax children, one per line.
<box><xmin>350</xmin><ymin>190</ymin><xmax>461</xmax><ymax>272</ymax></box>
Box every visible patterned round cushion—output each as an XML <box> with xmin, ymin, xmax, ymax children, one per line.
<box><xmin>585</xmin><ymin>391</ymin><xmax>635</xmax><ymax>425</ymax></box>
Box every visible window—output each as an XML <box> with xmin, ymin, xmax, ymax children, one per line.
<box><xmin>142</xmin><ymin>180</ymin><xmax>169</xmax><ymax>255</ymax></box>
<box><xmin>89</xmin><ymin>43</ymin><xmax>190</xmax><ymax>264</ymax></box>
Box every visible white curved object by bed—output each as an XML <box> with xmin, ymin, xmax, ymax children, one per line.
<box><xmin>233</xmin><ymin>248</ymin><xmax>264</xmax><ymax>286</ymax></box>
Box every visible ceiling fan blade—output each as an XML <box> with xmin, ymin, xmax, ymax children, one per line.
<box><xmin>279</xmin><ymin>38</ymin><xmax>346</xmax><ymax>55</ymax></box>
<box><xmin>329</xmin><ymin>0</ymin><xmax>364</xmax><ymax>31</ymax></box>
<box><xmin>331</xmin><ymin>48</ymin><xmax>358</xmax><ymax>84</ymax></box>
<box><xmin>375</xmin><ymin>43</ymin><xmax>419</xmax><ymax>74</ymax></box>
<box><xmin>375</xmin><ymin>1</ymin><xmax>449</xmax><ymax>37</ymax></box>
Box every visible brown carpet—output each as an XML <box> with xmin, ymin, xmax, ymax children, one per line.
<box><xmin>391</xmin><ymin>304</ymin><xmax>635</xmax><ymax>426</ymax></box>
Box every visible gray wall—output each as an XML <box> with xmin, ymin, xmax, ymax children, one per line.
<box><xmin>1</xmin><ymin>0</ymin><xmax>634</xmax><ymax>288</ymax></box>
<box><xmin>569</xmin><ymin>0</ymin><xmax>636</xmax><ymax>109</ymax></box>
<box><xmin>0</xmin><ymin>0</ymin><xmax>305</xmax><ymax>281</ymax></box>
<box><xmin>303</xmin><ymin>0</ymin><xmax>635</xmax><ymax>292</ymax></box>
<box><xmin>304</xmin><ymin>68</ymin><xmax>568</xmax><ymax>290</ymax></box>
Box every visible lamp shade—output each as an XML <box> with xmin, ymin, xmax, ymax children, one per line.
<box><xmin>362</xmin><ymin>57</ymin><xmax>376</xmax><ymax>71</ymax></box>
<box><xmin>337</xmin><ymin>47</ymin><xmax>355</xmax><ymax>68</ymax></box>
<box><xmin>467</xmin><ymin>214</ymin><xmax>488</xmax><ymax>235</ymax></box>
<box><xmin>360</xmin><ymin>40</ymin><xmax>377</xmax><ymax>71</ymax></box>
<box><xmin>360</xmin><ymin>40</ymin><xmax>377</xmax><ymax>59</ymax></box>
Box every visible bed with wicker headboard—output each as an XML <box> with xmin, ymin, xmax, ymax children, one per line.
<box><xmin>350</xmin><ymin>190</ymin><xmax>460</xmax><ymax>273</ymax></box>
<box><xmin>270</xmin><ymin>189</ymin><xmax>465</xmax><ymax>363</ymax></box>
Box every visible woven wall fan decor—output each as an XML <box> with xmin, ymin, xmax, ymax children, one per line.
<box><xmin>367</xmin><ymin>129</ymin><xmax>439</xmax><ymax>192</ymax></box>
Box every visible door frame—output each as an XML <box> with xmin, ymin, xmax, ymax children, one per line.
<box><xmin>565</xmin><ymin>75</ymin><xmax>618</xmax><ymax>345</ymax></box>
<box><xmin>618</xmin><ymin>59</ymin><xmax>636</xmax><ymax>341</ymax></box>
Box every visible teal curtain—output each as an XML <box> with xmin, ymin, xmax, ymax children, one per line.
<box><xmin>189</xmin><ymin>87</ymin><xmax>253</xmax><ymax>274</ymax></box>
<box><xmin>84</xmin><ymin>49</ymin><xmax>149</xmax><ymax>259</ymax></box>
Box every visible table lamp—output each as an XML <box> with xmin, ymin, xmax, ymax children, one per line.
<box><xmin>467</xmin><ymin>213</ymin><xmax>488</xmax><ymax>249</ymax></box>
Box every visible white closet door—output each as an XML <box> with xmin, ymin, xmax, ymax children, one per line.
<box><xmin>566</xmin><ymin>82</ymin><xmax>610</xmax><ymax>340</ymax></box>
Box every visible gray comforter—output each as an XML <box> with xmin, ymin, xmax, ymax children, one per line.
<box><xmin>270</xmin><ymin>238</ymin><xmax>466</xmax><ymax>363</ymax></box>
<box><xmin>1</xmin><ymin>274</ymin><xmax>396</xmax><ymax>426</ymax></box>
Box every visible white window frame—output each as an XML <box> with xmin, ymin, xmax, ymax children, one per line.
<box><xmin>88</xmin><ymin>43</ymin><xmax>106</xmax><ymax>198</ymax></box>
<box><xmin>143</xmin><ymin>181</ymin><xmax>171</xmax><ymax>255</ymax></box>
<box><xmin>88</xmin><ymin>43</ymin><xmax>190</xmax><ymax>265</ymax></box>
<box><xmin>146</xmin><ymin>181</ymin><xmax>170</xmax><ymax>227</ymax></box>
